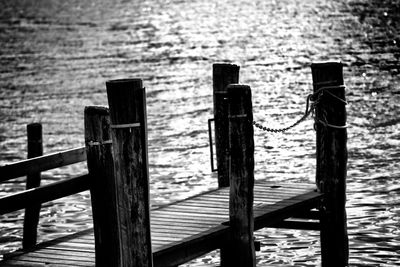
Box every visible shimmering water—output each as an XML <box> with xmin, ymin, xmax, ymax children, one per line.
<box><xmin>0</xmin><ymin>0</ymin><xmax>399</xmax><ymax>266</ymax></box>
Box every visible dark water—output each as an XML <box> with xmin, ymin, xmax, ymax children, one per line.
<box><xmin>0</xmin><ymin>0</ymin><xmax>399</xmax><ymax>266</ymax></box>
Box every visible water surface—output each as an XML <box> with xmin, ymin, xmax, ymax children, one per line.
<box><xmin>0</xmin><ymin>0</ymin><xmax>399</xmax><ymax>265</ymax></box>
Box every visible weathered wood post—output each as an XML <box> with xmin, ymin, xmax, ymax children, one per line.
<box><xmin>222</xmin><ymin>84</ymin><xmax>256</xmax><ymax>267</ymax></box>
<box><xmin>312</xmin><ymin>62</ymin><xmax>349</xmax><ymax>267</ymax></box>
<box><xmin>23</xmin><ymin>123</ymin><xmax>43</xmax><ymax>249</ymax></box>
<box><xmin>213</xmin><ymin>63</ymin><xmax>240</xmax><ymax>188</ymax></box>
<box><xmin>84</xmin><ymin>106</ymin><xmax>121</xmax><ymax>267</ymax></box>
<box><xmin>106</xmin><ymin>79</ymin><xmax>153</xmax><ymax>267</ymax></box>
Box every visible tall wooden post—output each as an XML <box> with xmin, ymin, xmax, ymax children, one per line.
<box><xmin>312</xmin><ymin>62</ymin><xmax>349</xmax><ymax>267</ymax></box>
<box><xmin>106</xmin><ymin>79</ymin><xmax>153</xmax><ymax>267</ymax></box>
<box><xmin>84</xmin><ymin>106</ymin><xmax>121</xmax><ymax>267</ymax></box>
<box><xmin>222</xmin><ymin>84</ymin><xmax>256</xmax><ymax>267</ymax></box>
<box><xmin>23</xmin><ymin>123</ymin><xmax>43</xmax><ymax>249</ymax></box>
<box><xmin>213</xmin><ymin>63</ymin><xmax>240</xmax><ymax>188</ymax></box>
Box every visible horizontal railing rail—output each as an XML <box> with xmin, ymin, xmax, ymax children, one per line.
<box><xmin>0</xmin><ymin>174</ymin><xmax>90</xmax><ymax>215</ymax></box>
<box><xmin>0</xmin><ymin>147</ymin><xmax>86</xmax><ymax>183</ymax></box>
<box><xmin>0</xmin><ymin>143</ymin><xmax>90</xmax><ymax>249</ymax></box>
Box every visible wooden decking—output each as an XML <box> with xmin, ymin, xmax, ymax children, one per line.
<box><xmin>0</xmin><ymin>181</ymin><xmax>322</xmax><ymax>267</ymax></box>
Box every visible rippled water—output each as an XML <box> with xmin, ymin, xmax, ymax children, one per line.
<box><xmin>0</xmin><ymin>0</ymin><xmax>399</xmax><ymax>265</ymax></box>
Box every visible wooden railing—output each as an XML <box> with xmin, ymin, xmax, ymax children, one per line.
<box><xmin>0</xmin><ymin>130</ymin><xmax>88</xmax><ymax>249</ymax></box>
<box><xmin>0</xmin><ymin>147</ymin><xmax>86</xmax><ymax>183</ymax></box>
<box><xmin>0</xmin><ymin>174</ymin><xmax>90</xmax><ymax>214</ymax></box>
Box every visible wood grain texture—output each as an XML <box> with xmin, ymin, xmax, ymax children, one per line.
<box><xmin>106</xmin><ymin>79</ymin><xmax>153</xmax><ymax>267</ymax></box>
<box><xmin>23</xmin><ymin>123</ymin><xmax>43</xmax><ymax>249</ymax></box>
<box><xmin>0</xmin><ymin>182</ymin><xmax>322</xmax><ymax>267</ymax></box>
<box><xmin>224</xmin><ymin>84</ymin><xmax>255</xmax><ymax>267</ymax></box>
<box><xmin>212</xmin><ymin>63</ymin><xmax>240</xmax><ymax>188</ymax></box>
<box><xmin>0</xmin><ymin>147</ymin><xmax>86</xmax><ymax>182</ymax></box>
<box><xmin>84</xmin><ymin>106</ymin><xmax>120</xmax><ymax>267</ymax></box>
<box><xmin>0</xmin><ymin>175</ymin><xmax>90</xmax><ymax>215</ymax></box>
<box><xmin>311</xmin><ymin>62</ymin><xmax>348</xmax><ymax>267</ymax></box>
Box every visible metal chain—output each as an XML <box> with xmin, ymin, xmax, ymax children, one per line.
<box><xmin>253</xmin><ymin>94</ymin><xmax>317</xmax><ymax>133</ymax></box>
<box><xmin>253</xmin><ymin>85</ymin><xmax>347</xmax><ymax>133</ymax></box>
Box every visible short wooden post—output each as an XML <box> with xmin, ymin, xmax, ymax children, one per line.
<box><xmin>106</xmin><ymin>79</ymin><xmax>153</xmax><ymax>267</ymax></box>
<box><xmin>23</xmin><ymin>123</ymin><xmax>43</xmax><ymax>249</ymax></box>
<box><xmin>213</xmin><ymin>63</ymin><xmax>240</xmax><ymax>188</ymax></box>
<box><xmin>312</xmin><ymin>62</ymin><xmax>349</xmax><ymax>267</ymax></box>
<box><xmin>84</xmin><ymin>106</ymin><xmax>121</xmax><ymax>267</ymax></box>
<box><xmin>222</xmin><ymin>84</ymin><xmax>256</xmax><ymax>267</ymax></box>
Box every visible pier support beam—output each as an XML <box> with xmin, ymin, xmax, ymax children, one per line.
<box><xmin>106</xmin><ymin>79</ymin><xmax>153</xmax><ymax>267</ymax></box>
<box><xmin>213</xmin><ymin>63</ymin><xmax>240</xmax><ymax>188</ymax></box>
<box><xmin>23</xmin><ymin>123</ymin><xmax>43</xmax><ymax>249</ymax></box>
<box><xmin>221</xmin><ymin>84</ymin><xmax>256</xmax><ymax>267</ymax></box>
<box><xmin>85</xmin><ymin>106</ymin><xmax>121</xmax><ymax>267</ymax></box>
<box><xmin>312</xmin><ymin>62</ymin><xmax>349</xmax><ymax>267</ymax></box>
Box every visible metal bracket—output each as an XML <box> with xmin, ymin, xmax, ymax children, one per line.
<box><xmin>208</xmin><ymin>118</ymin><xmax>218</xmax><ymax>172</ymax></box>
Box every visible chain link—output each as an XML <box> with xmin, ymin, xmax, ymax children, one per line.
<box><xmin>253</xmin><ymin>94</ymin><xmax>317</xmax><ymax>133</ymax></box>
<box><xmin>252</xmin><ymin>85</ymin><xmax>348</xmax><ymax>133</ymax></box>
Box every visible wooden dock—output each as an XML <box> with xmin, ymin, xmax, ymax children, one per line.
<box><xmin>0</xmin><ymin>62</ymin><xmax>349</xmax><ymax>266</ymax></box>
<box><xmin>1</xmin><ymin>181</ymin><xmax>321</xmax><ymax>267</ymax></box>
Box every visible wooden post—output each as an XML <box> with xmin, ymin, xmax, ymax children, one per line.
<box><xmin>222</xmin><ymin>84</ymin><xmax>256</xmax><ymax>267</ymax></box>
<box><xmin>84</xmin><ymin>106</ymin><xmax>121</xmax><ymax>267</ymax></box>
<box><xmin>213</xmin><ymin>63</ymin><xmax>240</xmax><ymax>188</ymax></box>
<box><xmin>312</xmin><ymin>62</ymin><xmax>349</xmax><ymax>267</ymax></box>
<box><xmin>23</xmin><ymin>123</ymin><xmax>43</xmax><ymax>249</ymax></box>
<box><xmin>106</xmin><ymin>79</ymin><xmax>153</xmax><ymax>267</ymax></box>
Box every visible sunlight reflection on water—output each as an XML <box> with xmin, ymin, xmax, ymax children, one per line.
<box><xmin>0</xmin><ymin>0</ymin><xmax>399</xmax><ymax>265</ymax></box>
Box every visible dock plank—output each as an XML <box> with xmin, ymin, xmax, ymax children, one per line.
<box><xmin>0</xmin><ymin>182</ymin><xmax>322</xmax><ymax>267</ymax></box>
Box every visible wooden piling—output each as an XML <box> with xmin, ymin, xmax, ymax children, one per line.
<box><xmin>23</xmin><ymin>123</ymin><xmax>43</xmax><ymax>249</ymax></box>
<box><xmin>213</xmin><ymin>63</ymin><xmax>240</xmax><ymax>188</ymax></box>
<box><xmin>222</xmin><ymin>84</ymin><xmax>256</xmax><ymax>267</ymax></box>
<box><xmin>311</xmin><ymin>62</ymin><xmax>349</xmax><ymax>267</ymax></box>
<box><xmin>84</xmin><ymin>106</ymin><xmax>120</xmax><ymax>267</ymax></box>
<box><xmin>106</xmin><ymin>79</ymin><xmax>153</xmax><ymax>267</ymax></box>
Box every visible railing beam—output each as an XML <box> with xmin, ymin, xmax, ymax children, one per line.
<box><xmin>0</xmin><ymin>147</ymin><xmax>86</xmax><ymax>182</ymax></box>
<box><xmin>0</xmin><ymin>175</ymin><xmax>90</xmax><ymax>215</ymax></box>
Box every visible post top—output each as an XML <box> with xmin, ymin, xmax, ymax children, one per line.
<box><xmin>213</xmin><ymin>63</ymin><xmax>240</xmax><ymax>69</ymax></box>
<box><xmin>227</xmin><ymin>84</ymin><xmax>252</xmax><ymax>98</ymax></box>
<box><xmin>311</xmin><ymin>61</ymin><xmax>343</xmax><ymax>69</ymax></box>
<box><xmin>106</xmin><ymin>79</ymin><xmax>143</xmax><ymax>87</ymax></box>
<box><xmin>27</xmin><ymin>122</ymin><xmax>42</xmax><ymax>128</ymax></box>
<box><xmin>84</xmin><ymin>106</ymin><xmax>109</xmax><ymax>116</ymax></box>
